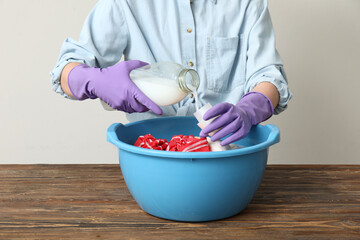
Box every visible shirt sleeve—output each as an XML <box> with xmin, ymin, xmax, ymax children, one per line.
<box><xmin>244</xmin><ymin>0</ymin><xmax>292</xmax><ymax>114</ymax></box>
<box><xmin>50</xmin><ymin>0</ymin><xmax>129</xmax><ymax>98</ymax></box>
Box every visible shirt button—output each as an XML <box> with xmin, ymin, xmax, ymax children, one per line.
<box><xmin>187</xmin><ymin>28</ymin><xmax>192</xmax><ymax>33</ymax></box>
<box><xmin>190</xmin><ymin>0</ymin><xmax>193</xmax><ymax>3</ymax></box>
<box><xmin>189</xmin><ymin>61</ymin><xmax>194</xmax><ymax>67</ymax></box>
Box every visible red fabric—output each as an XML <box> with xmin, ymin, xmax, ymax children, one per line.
<box><xmin>134</xmin><ymin>134</ymin><xmax>169</xmax><ymax>150</ymax></box>
<box><xmin>134</xmin><ymin>134</ymin><xmax>210</xmax><ymax>152</ymax></box>
<box><xmin>166</xmin><ymin>135</ymin><xmax>211</xmax><ymax>152</ymax></box>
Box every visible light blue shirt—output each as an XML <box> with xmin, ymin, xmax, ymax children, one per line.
<box><xmin>51</xmin><ymin>0</ymin><xmax>292</xmax><ymax>122</ymax></box>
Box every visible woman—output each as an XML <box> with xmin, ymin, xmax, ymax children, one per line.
<box><xmin>51</xmin><ymin>0</ymin><xmax>292</xmax><ymax>145</ymax></box>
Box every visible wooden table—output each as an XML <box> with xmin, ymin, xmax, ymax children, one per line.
<box><xmin>0</xmin><ymin>165</ymin><xmax>359</xmax><ymax>239</ymax></box>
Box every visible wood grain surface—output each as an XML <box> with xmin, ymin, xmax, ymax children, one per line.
<box><xmin>0</xmin><ymin>165</ymin><xmax>359</xmax><ymax>239</ymax></box>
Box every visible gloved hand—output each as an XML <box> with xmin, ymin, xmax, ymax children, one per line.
<box><xmin>199</xmin><ymin>92</ymin><xmax>274</xmax><ymax>146</ymax></box>
<box><xmin>67</xmin><ymin>60</ymin><xmax>163</xmax><ymax>114</ymax></box>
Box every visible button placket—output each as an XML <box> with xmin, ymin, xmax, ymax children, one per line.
<box><xmin>181</xmin><ymin>1</ymin><xmax>196</xmax><ymax>69</ymax></box>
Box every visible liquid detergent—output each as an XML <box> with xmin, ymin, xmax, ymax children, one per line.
<box><xmin>132</xmin><ymin>77</ymin><xmax>187</xmax><ymax>106</ymax></box>
<box><xmin>101</xmin><ymin>62</ymin><xmax>200</xmax><ymax>110</ymax></box>
<box><xmin>189</xmin><ymin>84</ymin><xmax>200</xmax><ymax>111</ymax></box>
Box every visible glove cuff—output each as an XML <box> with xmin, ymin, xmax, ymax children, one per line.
<box><xmin>237</xmin><ymin>92</ymin><xmax>274</xmax><ymax>125</ymax></box>
<box><xmin>67</xmin><ymin>64</ymin><xmax>98</xmax><ymax>100</ymax></box>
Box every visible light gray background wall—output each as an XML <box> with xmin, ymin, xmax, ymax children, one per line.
<box><xmin>1</xmin><ymin>0</ymin><xmax>359</xmax><ymax>164</ymax></box>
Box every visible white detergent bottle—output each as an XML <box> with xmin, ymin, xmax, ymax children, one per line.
<box><xmin>194</xmin><ymin>103</ymin><xmax>232</xmax><ymax>151</ymax></box>
<box><xmin>101</xmin><ymin>62</ymin><xmax>200</xmax><ymax>110</ymax></box>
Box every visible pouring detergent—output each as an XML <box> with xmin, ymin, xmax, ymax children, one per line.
<box><xmin>101</xmin><ymin>61</ymin><xmax>232</xmax><ymax>151</ymax></box>
<box><xmin>101</xmin><ymin>62</ymin><xmax>200</xmax><ymax>110</ymax></box>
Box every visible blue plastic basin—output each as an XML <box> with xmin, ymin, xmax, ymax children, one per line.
<box><xmin>107</xmin><ymin>116</ymin><xmax>280</xmax><ymax>222</ymax></box>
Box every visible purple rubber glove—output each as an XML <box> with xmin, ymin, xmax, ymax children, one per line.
<box><xmin>199</xmin><ymin>92</ymin><xmax>274</xmax><ymax>146</ymax></box>
<box><xmin>67</xmin><ymin>60</ymin><xmax>162</xmax><ymax>114</ymax></box>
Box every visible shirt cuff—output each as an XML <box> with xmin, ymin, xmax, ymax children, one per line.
<box><xmin>49</xmin><ymin>59</ymin><xmax>85</xmax><ymax>99</ymax></box>
<box><xmin>245</xmin><ymin>66</ymin><xmax>293</xmax><ymax>115</ymax></box>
